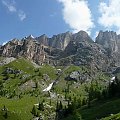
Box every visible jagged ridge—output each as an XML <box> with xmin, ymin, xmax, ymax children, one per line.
<box><xmin>0</xmin><ymin>30</ymin><xmax>120</xmax><ymax>72</ymax></box>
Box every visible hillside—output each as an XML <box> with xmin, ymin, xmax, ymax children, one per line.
<box><xmin>0</xmin><ymin>56</ymin><xmax>119</xmax><ymax>120</ymax></box>
<box><xmin>0</xmin><ymin>30</ymin><xmax>120</xmax><ymax>120</ymax></box>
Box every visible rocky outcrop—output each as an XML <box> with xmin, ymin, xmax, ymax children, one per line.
<box><xmin>60</xmin><ymin>31</ymin><xmax>94</xmax><ymax>57</ymax></box>
<box><xmin>49</xmin><ymin>31</ymin><xmax>72</xmax><ymax>50</ymax></box>
<box><xmin>96</xmin><ymin>31</ymin><xmax>120</xmax><ymax>66</ymax></box>
<box><xmin>36</xmin><ymin>34</ymin><xmax>49</xmax><ymax>46</ymax></box>
<box><xmin>58</xmin><ymin>37</ymin><xmax>113</xmax><ymax>71</ymax></box>
<box><xmin>96</xmin><ymin>31</ymin><xmax>119</xmax><ymax>52</ymax></box>
<box><xmin>65</xmin><ymin>71</ymin><xmax>81</xmax><ymax>81</ymax></box>
<box><xmin>0</xmin><ymin>30</ymin><xmax>120</xmax><ymax>72</ymax></box>
<box><xmin>0</xmin><ymin>37</ymin><xmax>46</xmax><ymax>65</ymax></box>
<box><xmin>0</xmin><ymin>57</ymin><xmax>16</xmax><ymax>66</ymax></box>
<box><xmin>36</xmin><ymin>32</ymin><xmax>72</xmax><ymax>50</ymax></box>
<box><xmin>72</xmin><ymin>30</ymin><xmax>93</xmax><ymax>43</ymax></box>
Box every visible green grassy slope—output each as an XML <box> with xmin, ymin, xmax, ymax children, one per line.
<box><xmin>0</xmin><ymin>58</ymin><xmax>35</xmax><ymax>74</ymax></box>
<box><xmin>101</xmin><ymin>112</ymin><xmax>120</xmax><ymax>120</ymax></box>
<box><xmin>0</xmin><ymin>58</ymin><xmax>118</xmax><ymax>120</ymax></box>
<box><xmin>0</xmin><ymin>96</ymin><xmax>38</xmax><ymax>120</ymax></box>
<box><xmin>80</xmin><ymin>98</ymin><xmax>120</xmax><ymax>120</ymax></box>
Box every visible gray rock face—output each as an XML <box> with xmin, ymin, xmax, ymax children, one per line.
<box><xmin>96</xmin><ymin>31</ymin><xmax>119</xmax><ymax>52</ymax></box>
<box><xmin>49</xmin><ymin>32</ymin><xmax>72</xmax><ymax>50</ymax></box>
<box><xmin>0</xmin><ymin>57</ymin><xmax>16</xmax><ymax>66</ymax></box>
<box><xmin>0</xmin><ymin>38</ymin><xmax>46</xmax><ymax>65</ymax></box>
<box><xmin>36</xmin><ymin>34</ymin><xmax>49</xmax><ymax>46</ymax></box>
<box><xmin>66</xmin><ymin>71</ymin><xmax>90</xmax><ymax>82</ymax></box>
<box><xmin>73</xmin><ymin>30</ymin><xmax>93</xmax><ymax>43</ymax></box>
<box><xmin>58</xmin><ymin>37</ymin><xmax>113</xmax><ymax>71</ymax></box>
<box><xmin>36</xmin><ymin>32</ymin><xmax>72</xmax><ymax>50</ymax></box>
<box><xmin>61</xmin><ymin>31</ymin><xmax>93</xmax><ymax>57</ymax></box>
<box><xmin>1</xmin><ymin>30</ymin><xmax>120</xmax><ymax>72</ymax></box>
<box><xmin>3</xmin><ymin>67</ymin><xmax>22</xmax><ymax>74</ymax></box>
<box><xmin>96</xmin><ymin>31</ymin><xmax>120</xmax><ymax>66</ymax></box>
<box><xmin>69</xmin><ymin>71</ymin><xmax>80</xmax><ymax>81</ymax></box>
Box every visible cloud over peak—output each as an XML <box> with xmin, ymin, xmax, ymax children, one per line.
<box><xmin>57</xmin><ymin>0</ymin><xmax>94</xmax><ymax>34</ymax></box>
<box><xmin>98</xmin><ymin>0</ymin><xmax>120</xmax><ymax>33</ymax></box>
<box><xmin>2</xmin><ymin>0</ymin><xmax>26</xmax><ymax>21</ymax></box>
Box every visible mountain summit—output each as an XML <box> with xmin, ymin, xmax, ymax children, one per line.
<box><xmin>0</xmin><ymin>30</ymin><xmax>120</xmax><ymax>71</ymax></box>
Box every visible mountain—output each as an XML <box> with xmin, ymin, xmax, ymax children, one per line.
<box><xmin>1</xmin><ymin>30</ymin><xmax>120</xmax><ymax>120</ymax></box>
<box><xmin>96</xmin><ymin>30</ymin><xmax>120</xmax><ymax>66</ymax></box>
<box><xmin>0</xmin><ymin>30</ymin><xmax>120</xmax><ymax>72</ymax></box>
<box><xmin>96</xmin><ymin>31</ymin><xmax>119</xmax><ymax>52</ymax></box>
<box><xmin>35</xmin><ymin>31</ymin><xmax>72</xmax><ymax>50</ymax></box>
<box><xmin>0</xmin><ymin>37</ymin><xmax>47</xmax><ymax>65</ymax></box>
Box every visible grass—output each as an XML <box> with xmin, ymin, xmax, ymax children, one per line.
<box><xmin>0</xmin><ymin>111</ymin><xmax>20</xmax><ymax>120</ymax></box>
<box><xmin>0</xmin><ymin>58</ymin><xmax>35</xmax><ymax>77</ymax></box>
<box><xmin>64</xmin><ymin>65</ymin><xmax>81</xmax><ymax>75</ymax></box>
<box><xmin>4</xmin><ymin>58</ymin><xmax>35</xmax><ymax>74</ymax></box>
<box><xmin>101</xmin><ymin>112</ymin><xmax>120</xmax><ymax>120</ymax></box>
<box><xmin>0</xmin><ymin>58</ymin><xmax>61</xmax><ymax>97</ymax></box>
<box><xmin>0</xmin><ymin>58</ymin><xmax>118</xmax><ymax>120</ymax></box>
<box><xmin>0</xmin><ymin>59</ymin><xmax>59</xmax><ymax>119</ymax></box>
<box><xmin>4</xmin><ymin>78</ymin><xmax>20</xmax><ymax>91</ymax></box>
<box><xmin>39</xmin><ymin>64</ymin><xmax>57</xmax><ymax>80</ymax></box>
<box><xmin>0</xmin><ymin>96</ymin><xmax>39</xmax><ymax>120</ymax></box>
<box><xmin>79</xmin><ymin>98</ymin><xmax>120</xmax><ymax>120</ymax></box>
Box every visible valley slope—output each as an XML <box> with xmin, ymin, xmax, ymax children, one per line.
<box><xmin>0</xmin><ymin>31</ymin><xmax>120</xmax><ymax>120</ymax></box>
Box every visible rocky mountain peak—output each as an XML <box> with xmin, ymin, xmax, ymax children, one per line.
<box><xmin>73</xmin><ymin>30</ymin><xmax>93</xmax><ymax>43</ymax></box>
<box><xmin>96</xmin><ymin>31</ymin><xmax>119</xmax><ymax>52</ymax></box>
<box><xmin>95</xmin><ymin>30</ymin><xmax>120</xmax><ymax>66</ymax></box>
<box><xmin>26</xmin><ymin>35</ymin><xmax>35</xmax><ymax>39</ymax></box>
<box><xmin>37</xmin><ymin>34</ymin><xmax>48</xmax><ymax>40</ymax></box>
<box><xmin>75</xmin><ymin>30</ymin><xmax>89</xmax><ymax>37</ymax></box>
<box><xmin>1</xmin><ymin>30</ymin><xmax>120</xmax><ymax>70</ymax></box>
<box><xmin>49</xmin><ymin>31</ymin><xmax>72</xmax><ymax>50</ymax></box>
<box><xmin>96</xmin><ymin>31</ymin><xmax>118</xmax><ymax>43</ymax></box>
<box><xmin>36</xmin><ymin>34</ymin><xmax>48</xmax><ymax>46</ymax></box>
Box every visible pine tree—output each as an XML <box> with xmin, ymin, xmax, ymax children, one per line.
<box><xmin>108</xmin><ymin>76</ymin><xmax>120</xmax><ymax>97</ymax></box>
<box><xmin>3</xmin><ymin>105</ymin><xmax>8</xmax><ymax>119</ymax></box>
<box><xmin>31</xmin><ymin>105</ymin><xmax>37</xmax><ymax>116</ymax></box>
<box><xmin>0</xmin><ymin>80</ymin><xmax>3</xmax><ymax>96</ymax></box>
<box><xmin>56</xmin><ymin>100</ymin><xmax>63</xmax><ymax>112</ymax></box>
<box><xmin>35</xmin><ymin>82</ymin><xmax>38</xmax><ymax>88</ymax></box>
<box><xmin>77</xmin><ymin>98</ymin><xmax>81</xmax><ymax>108</ymax></box>
<box><xmin>59</xmin><ymin>101</ymin><xmax>63</xmax><ymax>110</ymax></box>
<box><xmin>4</xmin><ymin>111</ymin><xmax>8</xmax><ymax>119</ymax></box>
<box><xmin>56</xmin><ymin>100</ymin><xmax>59</xmax><ymax>112</ymax></box>
<box><xmin>38</xmin><ymin>101</ymin><xmax>44</xmax><ymax>111</ymax></box>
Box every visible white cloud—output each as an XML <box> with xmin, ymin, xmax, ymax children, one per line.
<box><xmin>98</xmin><ymin>0</ymin><xmax>120</xmax><ymax>33</ymax></box>
<box><xmin>57</xmin><ymin>0</ymin><xmax>94</xmax><ymax>34</ymax></box>
<box><xmin>2</xmin><ymin>0</ymin><xmax>26</xmax><ymax>21</ymax></box>
<box><xmin>2</xmin><ymin>0</ymin><xmax>16</xmax><ymax>12</ymax></box>
<box><xmin>18</xmin><ymin>10</ymin><xmax>26</xmax><ymax>21</ymax></box>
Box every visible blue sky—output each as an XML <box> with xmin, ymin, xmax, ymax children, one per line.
<box><xmin>0</xmin><ymin>0</ymin><xmax>120</xmax><ymax>45</ymax></box>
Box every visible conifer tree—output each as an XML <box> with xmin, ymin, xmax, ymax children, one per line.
<box><xmin>31</xmin><ymin>105</ymin><xmax>37</xmax><ymax>116</ymax></box>
<box><xmin>59</xmin><ymin>101</ymin><xmax>63</xmax><ymax>110</ymax></box>
<box><xmin>38</xmin><ymin>101</ymin><xmax>44</xmax><ymax>111</ymax></box>
<box><xmin>4</xmin><ymin>111</ymin><xmax>8</xmax><ymax>119</ymax></box>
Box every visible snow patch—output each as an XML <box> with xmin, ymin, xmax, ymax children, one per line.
<box><xmin>43</xmin><ymin>82</ymin><xmax>54</xmax><ymax>92</ymax></box>
<box><xmin>110</xmin><ymin>76</ymin><xmax>115</xmax><ymax>83</ymax></box>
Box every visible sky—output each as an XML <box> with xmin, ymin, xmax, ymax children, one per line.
<box><xmin>0</xmin><ymin>0</ymin><xmax>120</xmax><ymax>45</ymax></box>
